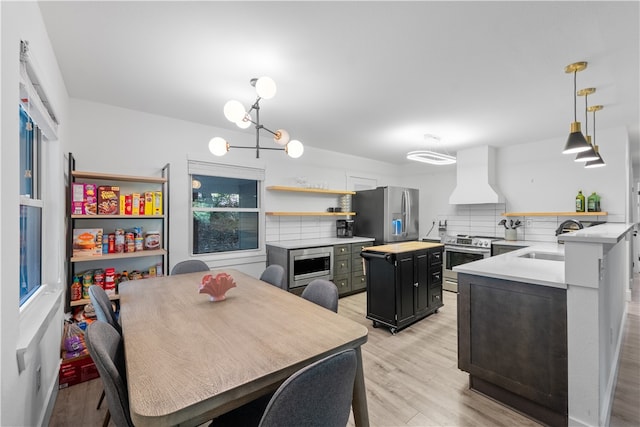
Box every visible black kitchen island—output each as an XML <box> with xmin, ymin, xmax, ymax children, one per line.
<box><xmin>361</xmin><ymin>241</ymin><xmax>444</xmax><ymax>334</ymax></box>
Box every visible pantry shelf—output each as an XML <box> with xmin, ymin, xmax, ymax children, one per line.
<box><xmin>70</xmin><ymin>294</ymin><xmax>120</xmax><ymax>308</ymax></box>
<box><xmin>71</xmin><ymin>214</ymin><xmax>165</xmax><ymax>219</ymax></box>
<box><xmin>71</xmin><ymin>249</ymin><xmax>167</xmax><ymax>263</ymax></box>
<box><xmin>72</xmin><ymin>170</ymin><xmax>167</xmax><ymax>184</ymax></box>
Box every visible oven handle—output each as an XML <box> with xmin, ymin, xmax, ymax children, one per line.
<box><xmin>360</xmin><ymin>251</ymin><xmax>393</xmax><ymax>263</ymax></box>
<box><xmin>445</xmin><ymin>246</ymin><xmax>491</xmax><ymax>255</ymax></box>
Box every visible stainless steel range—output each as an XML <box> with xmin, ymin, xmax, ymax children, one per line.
<box><xmin>443</xmin><ymin>235</ymin><xmax>499</xmax><ymax>292</ymax></box>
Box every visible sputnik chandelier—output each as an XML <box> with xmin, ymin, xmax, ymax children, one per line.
<box><xmin>209</xmin><ymin>76</ymin><xmax>304</xmax><ymax>159</ymax></box>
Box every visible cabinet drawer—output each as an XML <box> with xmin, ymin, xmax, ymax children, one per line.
<box><xmin>429</xmin><ymin>249</ymin><xmax>443</xmax><ymax>266</ymax></box>
<box><xmin>430</xmin><ymin>287</ymin><xmax>443</xmax><ymax>307</ymax></box>
<box><xmin>351</xmin><ymin>273</ymin><xmax>367</xmax><ymax>291</ymax></box>
<box><xmin>334</xmin><ymin>257</ymin><xmax>351</xmax><ymax>276</ymax></box>
<box><xmin>334</xmin><ymin>244</ymin><xmax>350</xmax><ymax>256</ymax></box>
<box><xmin>333</xmin><ymin>275</ymin><xmax>352</xmax><ymax>295</ymax></box>
<box><xmin>351</xmin><ymin>242</ymin><xmax>373</xmax><ymax>257</ymax></box>
<box><xmin>430</xmin><ymin>268</ymin><xmax>443</xmax><ymax>287</ymax></box>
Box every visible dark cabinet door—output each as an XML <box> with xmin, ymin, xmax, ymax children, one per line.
<box><xmin>396</xmin><ymin>254</ymin><xmax>415</xmax><ymax>324</ymax></box>
<box><xmin>414</xmin><ymin>251</ymin><xmax>430</xmax><ymax>315</ymax></box>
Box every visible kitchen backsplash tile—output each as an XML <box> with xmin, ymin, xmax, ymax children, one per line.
<box><xmin>266</xmin><ymin>216</ymin><xmax>338</xmax><ymax>242</ymax></box>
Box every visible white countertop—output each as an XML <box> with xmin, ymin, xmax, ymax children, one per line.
<box><xmin>454</xmin><ymin>242</ymin><xmax>566</xmax><ymax>289</ymax></box>
<box><xmin>557</xmin><ymin>222</ymin><xmax>636</xmax><ymax>244</ymax></box>
<box><xmin>266</xmin><ymin>236</ymin><xmax>375</xmax><ymax>249</ymax></box>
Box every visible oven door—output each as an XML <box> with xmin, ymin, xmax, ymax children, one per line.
<box><xmin>443</xmin><ymin>246</ymin><xmax>489</xmax><ymax>292</ymax></box>
<box><xmin>289</xmin><ymin>247</ymin><xmax>333</xmax><ymax>288</ymax></box>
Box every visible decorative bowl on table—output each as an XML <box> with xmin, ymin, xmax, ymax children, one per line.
<box><xmin>199</xmin><ymin>273</ymin><xmax>236</xmax><ymax>301</ymax></box>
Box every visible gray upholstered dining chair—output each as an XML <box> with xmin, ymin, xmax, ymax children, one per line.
<box><xmin>170</xmin><ymin>259</ymin><xmax>209</xmax><ymax>275</ymax></box>
<box><xmin>88</xmin><ymin>285</ymin><xmax>122</xmax><ymax>414</ymax></box>
<box><xmin>89</xmin><ymin>285</ymin><xmax>122</xmax><ymax>335</ymax></box>
<box><xmin>259</xmin><ymin>265</ymin><xmax>286</xmax><ymax>289</ymax></box>
<box><xmin>209</xmin><ymin>349</ymin><xmax>357</xmax><ymax>427</ymax></box>
<box><xmin>85</xmin><ymin>321</ymin><xmax>134</xmax><ymax>427</ymax></box>
<box><xmin>301</xmin><ymin>279</ymin><xmax>339</xmax><ymax>313</ymax></box>
<box><xmin>258</xmin><ymin>349</ymin><xmax>357</xmax><ymax>427</ymax></box>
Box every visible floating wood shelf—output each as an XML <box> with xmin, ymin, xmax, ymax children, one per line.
<box><xmin>266</xmin><ymin>212</ymin><xmax>356</xmax><ymax>216</ymax></box>
<box><xmin>267</xmin><ymin>186</ymin><xmax>355</xmax><ymax>195</ymax></box>
<box><xmin>72</xmin><ymin>170</ymin><xmax>167</xmax><ymax>184</ymax></box>
<box><xmin>71</xmin><ymin>249</ymin><xmax>167</xmax><ymax>263</ymax></box>
<box><xmin>502</xmin><ymin>212</ymin><xmax>608</xmax><ymax>217</ymax></box>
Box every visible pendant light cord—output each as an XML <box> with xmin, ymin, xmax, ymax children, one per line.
<box><xmin>584</xmin><ymin>93</ymin><xmax>589</xmax><ymax>137</ymax></box>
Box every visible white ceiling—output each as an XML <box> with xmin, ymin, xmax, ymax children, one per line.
<box><xmin>38</xmin><ymin>1</ymin><xmax>639</xmax><ymax>168</ymax></box>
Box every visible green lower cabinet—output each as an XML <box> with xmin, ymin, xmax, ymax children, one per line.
<box><xmin>331</xmin><ymin>241</ymin><xmax>372</xmax><ymax>297</ymax></box>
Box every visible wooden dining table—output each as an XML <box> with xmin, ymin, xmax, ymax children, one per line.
<box><xmin>118</xmin><ymin>269</ymin><xmax>370</xmax><ymax>427</ymax></box>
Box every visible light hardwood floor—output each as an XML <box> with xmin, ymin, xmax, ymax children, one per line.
<box><xmin>50</xmin><ymin>277</ymin><xmax>640</xmax><ymax>427</ymax></box>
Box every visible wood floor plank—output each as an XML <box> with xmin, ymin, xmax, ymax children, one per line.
<box><xmin>49</xmin><ymin>276</ymin><xmax>640</xmax><ymax>427</ymax></box>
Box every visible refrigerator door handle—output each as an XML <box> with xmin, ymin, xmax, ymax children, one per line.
<box><xmin>402</xmin><ymin>190</ymin><xmax>409</xmax><ymax>235</ymax></box>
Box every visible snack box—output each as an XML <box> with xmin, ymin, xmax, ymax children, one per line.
<box><xmin>97</xmin><ymin>186</ymin><xmax>120</xmax><ymax>215</ymax></box>
<box><xmin>59</xmin><ymin>354</ymin><xmax>99</xmax><ymax>389</ymax></box>
<box><xmin>72</xmin><ymin>228</ymin><xmax>103</xmax><ymax>257</ymax></box>
<box><xmin>71</xmin><ymin>183</ymin><xmax>85</xmax><ymax>215</ymax></box>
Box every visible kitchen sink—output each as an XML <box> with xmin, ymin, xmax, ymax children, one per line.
<box><xmin>518</xmin><ymin>251</ymin><xmax>565</xmax><ymax>262</ymax></box>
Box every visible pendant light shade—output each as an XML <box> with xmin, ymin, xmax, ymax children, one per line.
<box><xmin>563</xmin><ymin>62</ymin><xmax>591</xmax><ymax>154</ymax></box>
<box><xmin>574</xmin><ymin>88</ymin><xmax>599</xmax><ymax>162</ymax></box>
<box><xmin>584</xmin><ymin>105</ymin><xmax>606</xmax><ymax>168</ymax></box>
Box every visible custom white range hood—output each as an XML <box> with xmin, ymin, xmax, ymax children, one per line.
<box><xmin>449</xmin><ymin>145</ymin><xmax>504</xmax><ymax>205</ymax></box>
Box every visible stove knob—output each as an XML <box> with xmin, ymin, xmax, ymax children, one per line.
<box><xmin>484</xmin><ymin>242</ymin><xmax>489</xmax><ymax>247</ymax></box>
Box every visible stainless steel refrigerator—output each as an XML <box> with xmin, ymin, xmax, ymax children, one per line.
<box><xmin>352</xmin><ymin>186</ymin><xmax>419</xmax><ymax>244</ymax></box>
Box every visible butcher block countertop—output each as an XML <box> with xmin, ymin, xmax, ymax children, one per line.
<box><xmin>363</xmin><ymin>241</ymin><xmax>444</xmax><ymax>253</ymax></box>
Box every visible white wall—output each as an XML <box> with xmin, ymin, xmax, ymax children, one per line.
<box><xmin>67</xmin><ymin>99</ymin><xmax>405</xmax><ymax>276</ymax></box>
<box><xmin>402</xmin><ymin>127</ymin><xmax>631</xmax><ymax>241</ymax></box>
<box><xmin>1</xmin><ymin>2</ymin><xmax>69</xmax><ymax>425</ymax></box>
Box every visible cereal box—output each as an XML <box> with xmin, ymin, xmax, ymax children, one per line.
<box><xmin>97</xmin><ymin>186</ymin><xmax>120</xmax><ymax>215</ymax></box>
<box><xmin>132</xmin><ymin>193</ymin><xmax>141</xmax><ymax>216</ymax></box>
<box><xmin>144</xmin><ymin>192</ymin><xmax>154</xmax><ymax>216</ymax></box>
<box><xmin>72</xmin><ymin>228</ymin><xmax>103</xmax><ymax>257</ymax></box>
<box><xmin>83</xmin><ymin>184</ymin><xmax>97</xmax><ymax>215</ymax></box>
<box><xmin>124</xmin><ymin>194</ymin><xmax>132</xmax><ymax>215</ymax></box>
<box><xmin>153</xmin><ymin>191</ymin><xmax>163</xmax><ymax>215</ymax></box>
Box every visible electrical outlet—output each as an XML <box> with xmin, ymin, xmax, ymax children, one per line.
<box><xmin>526</xmin><ymin>219</ymin><xmax>533</xmax><ymax>228</ymax></box>
<box><xmin>36</xmin><ymin>365</ymin><xmax>41</xmax><ymax>392</ymax></box>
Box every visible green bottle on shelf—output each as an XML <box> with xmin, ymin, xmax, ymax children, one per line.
<box><xmin>587</xmin><ymin>192</ymin><xmax>598</xmax><ymax>212</ymax></box>
<box><xmin>576</xmin><ymin>190</ymin><xmax>585</xmax><ymax>212</ymax></box>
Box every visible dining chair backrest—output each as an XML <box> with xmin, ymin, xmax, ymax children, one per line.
<box><xmin>301</xmin><ymin>279</ymin><xmax>339</xmax><ymax>313</ymax></box>
<box><xmin>85</xmin><ymin>321</ymin><xmax>133</xmax><ymax>427</ymax></box>
<box><xmin>171</xmin><ymin>260</ymin><xmax>209</xmax><ymax>275</ymax></box>
<box><xmin>258</xmin><ymin>349</ymin><xmax>357</xmax><ymax>427</ymax></box>
<box><xmin>259</xmin><ymin>265</ymin><xmax>286</xmax><ymax>289</ymax></box>
<box><xmin>88</xmin><ymin>285</ymin><xmax>122</xmax><ymax>335</ymax></box>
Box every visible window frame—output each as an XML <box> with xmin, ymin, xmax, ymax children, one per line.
<box><xmin>188</xmin><ymin>160</ymin><xmax>266</xmax><ymax>259</ymax></box>
<box><xmin>19</xmin><ymin>105</ymin><xmax>44</xmax><ymax>306</ymax></box>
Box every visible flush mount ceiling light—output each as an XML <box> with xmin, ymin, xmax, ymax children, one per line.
<box><xmin>407</xmin><ymin>135</ymin><xmax>457</xmax><ymax>165</ymax></box>
<box><xmin>209</xmin><ymin>77</ymin><xmax>304</xmax><ymax>159</ymax></box>
<box><xmin>585</xmin><ymin>105</ymin><xmax>606</xmax><ymax>168</ymax></box>
<box><xmin>563</xmin><ymin>62</ymin><xmax>592</xmax><ymax>154</ymax></box>
<box><xmin>574</xmin><ymin>87</ymin><xmax>599</xmax><ymax>162</ymax></box>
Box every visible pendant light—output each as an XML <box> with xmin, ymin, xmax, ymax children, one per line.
<box><xmin>574</xmin><ymin>88</ymin><xmax>599</xmax><ymax>162</ymax></box>
<box><xmin>563</xmin><ymin>62</ymin><xmax>591</xmax><ymax>154</ymax></box>
<box><xmin>585</xmin><ymin>105</ymin><xmax>606</xmax><ymax>168</ymax></box>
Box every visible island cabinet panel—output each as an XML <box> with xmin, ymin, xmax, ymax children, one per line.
<box><xmin>363</xmin><ymin>245</ymin><xmax>443</xmax><ymax>334</ymax></box>
<box><xmin>458</xmin><ymin>273</ymin><xmax>568</xmax><ymax>427</ymax></box>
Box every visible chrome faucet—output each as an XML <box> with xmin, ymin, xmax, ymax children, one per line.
<box><xmin>555</xmin><ymin>219</ymin><xmax>584</xmax><ymax>236</ymax></box>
